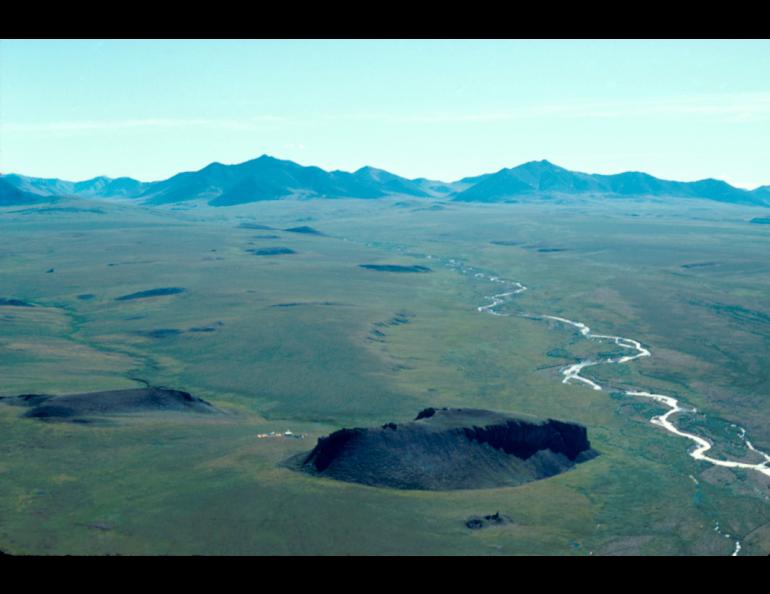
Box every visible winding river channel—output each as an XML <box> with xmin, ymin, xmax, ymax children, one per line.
<box><xmin>364</xmin><ymin>243</ymin><xmax>770</xmax><ymax>553</ymax></box>
<box><xmin>449</xmin><ymin>262</ymin><xmax>770</xmax><ymax>555</ymax></box>
<box><xmin>466</xmin><ymin>266</ymin><xmax>770</xmax><ymax>479</ymax></box>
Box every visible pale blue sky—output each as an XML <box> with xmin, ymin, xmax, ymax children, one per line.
<box><xmin>1</xmin><ymin>39</ymin><xmax>769</xmax><ymax>188</ymax></box>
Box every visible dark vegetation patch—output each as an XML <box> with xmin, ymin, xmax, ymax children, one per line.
<box><xmin>0</xmin><ymin>387</ymin><xmax>220</xmax><ymax>423</ymax></box>
<box><xmin>79</xmin><ymin>522</ymin><xmax>114</xmax><ymax>532</ymax></box>
<box><xmin>0</xmin><ymin>298</ymin><xmax>35</xmax><ymax>307</ymax></box>
<box><xmin>189</xmin><ymin>321</ymin><xmax>224</xmax><ymax>332</ymax></box>
<box><xmin>690</xmin><ymin>299</ymin><xmax>770</xmax><ymax>330</ymax></box>
<box><xmin>465</xmin><ymin>512</ymin><xmax>513</xmax><ymax>530</ymax></box>
<box><xmin>115</xmin><ymin>287</ymin><xmax>186</xmax><ymax>301</ymax></box>
<box><xmin>237</xmin><ymin>223</ymin><xmax>275</xmax><ymax>230</ymax></box>
<box><xmin>77</xmin><ymin>294</ymin><xmax>95</xmax><ymax>301</ymax></box>
<box><xmin>368</xmin><ymin>311</ymin><xmax>414</xmax><ymax>342</ymax></box>
<box><xmin>359</xmin><ymin>264</ymin><xmax>432</xmax><ymax>273</ymax></box>
<box><xmin>290</xmin><ymin>407</ymin><xmax>596</xmax><ymax>490</ymax></box>
<box><xmin>283</xmin><ymin>225</ymin><xmax>325</xmax><ymax>236</ymax></box>
<box><xmin>251</xmin><ymin>234</ymin><xmax>281</xmax><ymax>239</ymax></box>
<box><xmin>546</xmin><ymin>348</ymin><xmax>572</xmax><ymax>359</ymax></box>
<box><xmin>142</xmin><ymin>328</ymin><xmax>184</xmax><ymax>339</ymax></box>
<box><xmin>142</xmin><ymin>321</ymin><xmax>223</xmax><ymax>337</ymax></box>
<box><xmin>412</xmin><ymin>205</ymin><xmax>447</xmax><ymax>212</ymax></box>
<box><xmin>271</xmin><ymin>301</ymin><xmax>344</xmax><ymax>308</ymax></box>
<box><xmin>517</xmin><ymin>244</ymin><xmax>568</xmax><ymax>253</ymax></box>
<box><xmin>105</xmin><ymin>260</ymin><xmax>156</xmax><ymax>268</ymax></box>
<box><xmin>10</xmin><ymin>206</ymin><xmax>106</xmax><ymax>215</ymax></box>
<box><xmin>682</xmin><ymin>262</ymin><xmax>718</xmax><ymax>269</ymax></box>
<box><xmin>750</xmin><ymin>217</ymin><xmax>770</xmax><ymax>225</ymax></box>
<box><xmin>490</xmin><ymin>240</ymin><xmax>524</xmax><ymax>246</ymax></box>
<box><xmin>246</xmin><ymin>247</ymin><xmax>297</xmax><ymax>256</ymax></box>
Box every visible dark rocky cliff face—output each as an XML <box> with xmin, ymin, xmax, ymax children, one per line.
<box><xmin>461</xmin><ymin>417</ymin><xmax>589</xmax><ymax>461</ymax></box>
<box><xmin>307</xmin><ymin>428</ymin><xmax>364</xmax><ymax>472</ymax></box>
<box><xmin>293</xmin><ymin>408</ymin><xmax>596</xmax><ymax>491</ymax></box>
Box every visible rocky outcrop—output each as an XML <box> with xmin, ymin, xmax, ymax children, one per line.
<box><xmin>292</xmin><ymin>408</ymin><xmax>596</xmax><ymax>490</ymax></box>
<box><xmin>465</xmin><ymin>511</ymin><xmax>512</xmax><ymax>530</ymax></box>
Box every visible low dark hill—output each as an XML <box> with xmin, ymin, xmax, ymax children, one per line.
<box><xmin>246</xmin><ymin>247</ymin><xmax>296</xmax><ymax>256</ymax></box>
<box><xmin>292</xmin><ymin>407</ymin><xmax>596</xmax><ymax>490</ymax></box>
<box><xmin>115</xmin><ymin>287</ymin><xmax>186</xmax><ymax>301</ymax></box>
<box><xmin>0</xmin><ymin>387</ymin><xmax>219</xmax><ymax>422</ymax></box>
<box><xmin>750</xmin><ymin>217</ymin><xmax>770</xmax><ymax>225</ymax></box>
<box><xmin>284</xmin><ymin>225</ymin><xmax>324</xmax><ymax>235</ymax></box>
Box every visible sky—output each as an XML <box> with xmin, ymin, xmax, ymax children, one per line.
<box><xmin>1</xmin><ymin>39</ymin><xmax>769</xmax><ymax>188</ymax></box>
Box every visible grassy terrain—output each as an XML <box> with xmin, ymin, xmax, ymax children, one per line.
<box><xmin>1</xmin><ymin>196</ymin><xmax>769</xmax><ymax>555</ymax></box>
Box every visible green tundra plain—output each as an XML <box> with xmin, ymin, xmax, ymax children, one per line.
<box><xmin>2</xmin><ymin>196</ymin><xmax>770</xmax><ymax>555</ymax></box>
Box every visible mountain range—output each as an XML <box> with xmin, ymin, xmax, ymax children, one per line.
<box><xmin>2</xmin><ymin>155</ymin><xmax>768</xmax><ymax>207</ymax></box>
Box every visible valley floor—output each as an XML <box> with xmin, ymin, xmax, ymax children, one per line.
<box><xmin>1</xmin><ymin>196</ymin><xmax>769</xmax><ymax>555</ymax></box>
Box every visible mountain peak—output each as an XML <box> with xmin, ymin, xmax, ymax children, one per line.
<box><xmin>354</xmin><ymin>165</ymin><xmax>392</xmax><ymax>180</ymax></box>
<box><xmin>514</xmin><ymin>159</ymin><xmax>564</xmax><ymax>171</ymax></box>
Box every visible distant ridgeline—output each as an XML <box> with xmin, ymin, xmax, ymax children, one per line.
<box><xmin>2</xmin><ymin>156</ymin><xmax>768</xmax><ymax>207</ymax></box>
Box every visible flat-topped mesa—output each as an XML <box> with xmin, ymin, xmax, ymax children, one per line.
<box><xmin>295</xmin><ymin>407</ymin><xmax>596</xmax><ymax>491</ymax></box>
